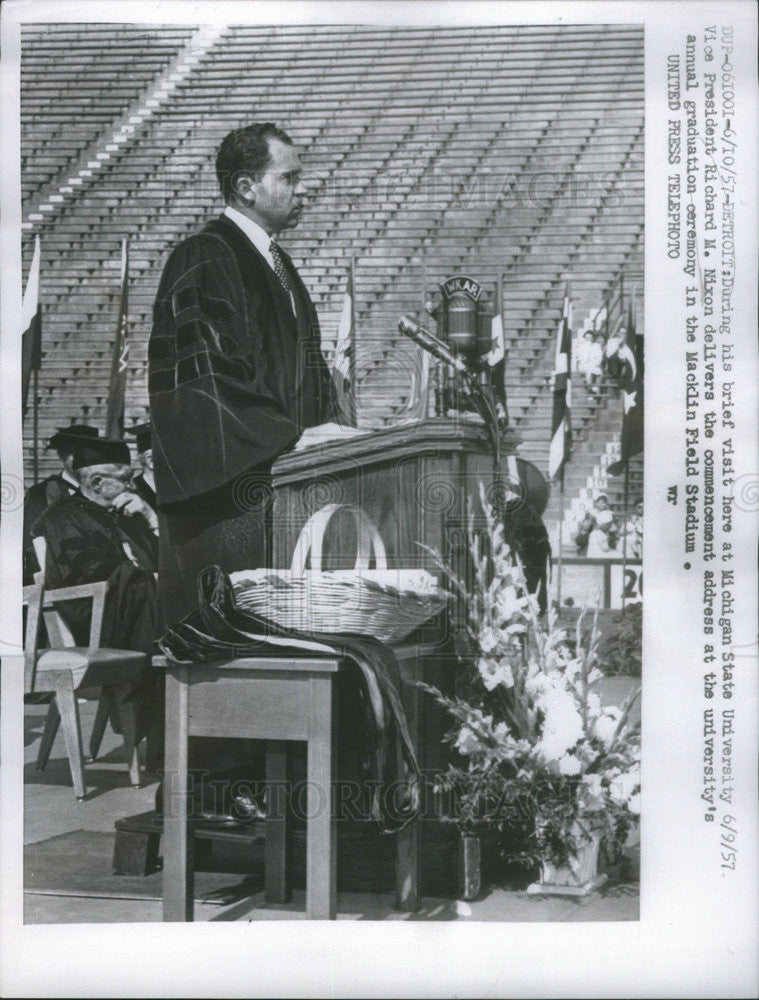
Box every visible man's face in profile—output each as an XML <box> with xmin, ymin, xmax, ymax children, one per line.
<box><xmin>249</xmin><ymin>138</ymin><xmax>306</xmax><ymax>234</ymax></box>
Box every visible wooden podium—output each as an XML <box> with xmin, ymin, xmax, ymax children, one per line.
<box><xmin>271</xmin><ymin>418</ymin><xmax>522</xmax><ymax>906</ymax></box>
<box><xmin>271</xmin><ymin>418</ymin><xmax>521</xmax><ymax>574</ymax></box>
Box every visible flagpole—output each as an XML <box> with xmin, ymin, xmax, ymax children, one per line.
<box><xmin>621</xmin><ymin>461</ymin><xmax>630</xmax><ymax>609</ymax></box>
<box><xmin>619</xmin><ymin>285</ymin><xmax>638</xmax><ymax>610</ymax></box>
<box><xmin>560</xmin><ymin>280</ymin><xmax>572</xmax><ymax>612</ymax></box>
<box><xmin>497</xmin><ymin>271</ymin><xmax>509</xmax><ymax>426</ymax></box>
<box><xmin>556</xmin><ymin>468</ymin><xmax>564</xmax><ymax>609</ymax></box>
<box><xmin>106</xmin><ymin>237</ymin><xmax>130</xmax><ymax>438</ymax></box>
<box><xmin>420</xmin><ymin>262</ymin><xmax>431</xmax><ymax>419</ymax></box>
<box><xmin>32</xmin><ymin>369</ymin><xmax>39</xmax><ymax>483</ymax></box>
<box><xmin>549</xmin><ymin>282</ymin><xmax>572</xmax><ymax>613</ymax></box>
<box><xmin>349</xmin><ymin>253</ymin><xmax>357</xmax><ymax>406</ymax></box>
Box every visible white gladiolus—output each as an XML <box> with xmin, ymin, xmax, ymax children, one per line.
<box><xmin>582</xmin><ymin>773</ymin><xmax>603</xmax><ymax>796</ymax></box>
<box><xmin>478</xmin><ymin>626</ymin><xmax>500</xmax><ymax>653</ymax></box>
<box><xmin>495</xmin><ymin>584</ymin><xmax>522</xmax><ymax>621</ymax></box>
<box><xmin>557</xmin><ymin>753</ymin><xmax>582</xmax><ymax>775</ymax></box>
<box><xmin>609</xmin><ymin>770</ymin><xmax>639</xmax><ymax>804</ymax></box>
<box><xmin>593</xmin><ymin>708</ymin><xmax>621</xmax><ymax>748</ymax></box>
<box><xmin>535</xmin><ymin>684</ymin><xmax>585</xmax><ymax>760</ymax></box>
<box><xmin>455</xmin><ymin>726</ymin><xmax>481</xmax><ymax>755</ymax></box>
<box><xmin>477</xmin><ymin>656</ymin><xmax>514</xmax><ymax>691</ymax></box>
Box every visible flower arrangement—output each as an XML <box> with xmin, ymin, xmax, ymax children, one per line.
<box><xmin>421</xmin><ymin>487</ymin><xmax>641</xmax><ymax>876</ymax></box>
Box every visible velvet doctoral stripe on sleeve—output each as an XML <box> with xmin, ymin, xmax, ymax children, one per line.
<box><xmin>149</xmin><ymin>225</ymin><xmax>304</xmax><ymax>506</ymax></box>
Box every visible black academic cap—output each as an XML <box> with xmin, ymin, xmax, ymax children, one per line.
<box><xmin>71</xmin><ymin>438</ymin><xmax>131</xmax><ymax>470</ymax></box>
<box><xmin>47</xmin><ymin>424</ymin><xmax>100</xmax><ymax>450</ymax></box>
<box><xmin>127</xmin><ymin>422</ymin><xmax>152</xmax><ymax>454</ymax></box>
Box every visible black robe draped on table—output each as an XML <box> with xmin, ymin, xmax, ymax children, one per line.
<box><xmin>158</xmin><ymin>567</ymin><xmax>421</xmax><ymax>833</ymax></box>
<box><xmin>148</xmin><ymin>214</ymin><xmax>338</xmax><ymax>627</ymax></box>
<box><xmin>32</xmin><ymin>494</ymin><xmax>158</xmax><ymax>654</ymax></box>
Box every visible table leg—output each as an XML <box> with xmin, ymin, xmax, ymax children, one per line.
<box><xmin>395</xmin><ymin>822</ymin><xmax>421</xmax><ymax>911</ymax></box>
<box><xmin>265</xmin><ymin>740</ymin><xmax>291</xmax><ymax>904</ymax></box>
<box><xmin>162</xmin><ymin>666</ymin><xmax>193</xmax><ymax>921</ymax></box>
<box><xmin>395</xmin><ymin>658</ymin><xmax>422</xmax><ymax>911</ymax></box>
<box><xmin>306</xmin><ymin>676</ymin><xmax>336</xmax><ymax>920</ymax></box>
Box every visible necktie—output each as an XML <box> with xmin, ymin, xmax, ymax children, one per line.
<box><xmin>269</xmin><ymin>239</ymin><xmax>292</xmax><ymax>296</ymax></box>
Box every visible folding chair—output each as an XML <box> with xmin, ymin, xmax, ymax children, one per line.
<box><xmin>23</xmin><ymin>575</ymin><xmax>149</xmax><ymax>799</ymax></box>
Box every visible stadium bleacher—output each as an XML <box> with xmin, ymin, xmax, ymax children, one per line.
<box><xmin>20</xmin><ymin>21</ymin><xmax>644</xmax><ymax>537</ymax></box>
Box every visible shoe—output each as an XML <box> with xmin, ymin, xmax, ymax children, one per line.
<box><xmin>231</xmin><ymin>793</ymin><xmax>266</xmax><ymax>821</ymax></box>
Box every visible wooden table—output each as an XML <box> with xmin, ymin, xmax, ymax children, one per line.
<box><xmin>160</xmin><ymin>655</ymin><xmax>342</xmax><ymax>921</ymax></box>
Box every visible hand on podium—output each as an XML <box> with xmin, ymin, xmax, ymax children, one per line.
<box><xmin>293</xmin><ymin>422</ymin><xmax>364</xmax><ymax>451</ymax></box>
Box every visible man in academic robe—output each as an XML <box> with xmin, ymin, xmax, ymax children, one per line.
<box><xmin>32</xmin><ymin>437</ymin><xmax>163</xmax><ymax>765</ymax></box>
<box><xmin>31</xmin><ymin>438</ymin><xmax>158</xmax><ymax>654</ymax></box>
<box><xmin>148</xmin><ymin>122</ymin><xmax>339</xmax><ymax>627</ymax></box>
<box><xmin>23</xmin><ymin>424</ymin><xmax>100</xmax><ymax>583</ymax></box>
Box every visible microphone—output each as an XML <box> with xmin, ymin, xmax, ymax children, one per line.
<box><xmin>398</xmin><ymin>315</ymin><xmax>469</xmax><ymax>375</ymax></box>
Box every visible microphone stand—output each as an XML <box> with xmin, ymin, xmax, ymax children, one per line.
<box><xmin>398</xmin><ymin>315</ymin><xmax>502</xmax><ymax>469</ymax></box>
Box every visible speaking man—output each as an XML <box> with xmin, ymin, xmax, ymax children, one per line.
<box><xmin>148</xmin><ymin>122</ymin><xmax>339</xmax><ymax>625</ymax></box>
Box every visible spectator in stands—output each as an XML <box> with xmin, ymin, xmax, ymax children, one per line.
<box><xmin>586</xmin><ymin>509</ymin><xmax>619</xmax><ymax>558</ymax></box>
<box><xmin>149</xmin><ymin>122</ymin><xmax>339</xmax><ymax>626</ymax></box>
<box><xmin>128</xmin><ymin>421</ymin><xmax>156</xmax><ymax>512</ymax></box>
<box><xmin>573</xmin><ymin>492</ymin><xmax>617</xmax><ymax>555</ymax></box>
<box><xmin>573</xmin><ymin>509</ymin><xmax>594</xmax><ymax>555</ymax></box>
<box><xmin>575</xmin><ymin>330</ymin><xmax>603</xmax><ymax>394</ymax></box>
<box><xmin>622</xmin><ymin>497</ymin><xmax>644</xmax><ymax>559</ymax></box>
<box><xmin>31</xmin><ymin>438</ymin><xmax>158</xmax><ymax>654</ymax></box>
<box><xmin>23</xmin><ymin>424</ymin><xmax>100</xmax><ymax>584</ymax></box>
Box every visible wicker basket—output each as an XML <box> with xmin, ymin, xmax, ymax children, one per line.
<box><xmin>230</xmin><ymin>503</ymin><xmax>447</xmax><ymax>643</ymax></box>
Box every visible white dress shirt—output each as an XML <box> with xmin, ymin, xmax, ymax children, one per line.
<box><xmin>223</xmin><ymin>206</ymin><xmax>296</xmax><ymax>313</ymax></box>
<box><xmin>223</xmin><ymin>205</ymin><xmax>275</xmax><ymax>267</ymax></box>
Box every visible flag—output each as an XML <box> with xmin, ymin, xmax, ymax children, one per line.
<box><xmin>105</xmin><ymin>238</ymin><xmax>129</xmax><ymax>439</ymax></box>
<box><xmin>608</xmin><ymin>296</ymin><xmax>644</xmax><ymax>476</ymax></box>
<box><xmin>21</xmin><ymin>236</ymin><xmax>42</xmax><ymax>413</ymax></box>
<box><xmin>485</xmin><ymin>274</ymin><xmax>508</xmax><ymax>421</ymax></box>
<box><xmin>333</xmin><ymin>260</ymin><xmax>356</xmax><ymax>426</ymax></box>
<box><xmin>548</xmin><ymin>288</ymin><xmax>572</xmax><ymax>480</ymax></box>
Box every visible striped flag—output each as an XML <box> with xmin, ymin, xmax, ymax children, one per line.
<box><xmin>105</xmin><ymin>238</ymin><xmax>129</xmax><ymax>439</ymax></box>
<box><xmin>608</xmin><ymin>295</ymin><xmax>644</xmax><ymax>476</ymax></box>
<box><xmin>485</xmin><ymin>274</ymin><xmax>508</xmax><ymax>422</ymax></box>
<box><xmin>21</xmin><ymin>236</ymin><xmax>42</xmax><ymax>413</ymax></box>
<box><xmin>548</xmin><ymin>288</ymin><xmax>572</xmax><ymax>480</ymax></box>
<box><xmin>333</xmin><ymin>260</ymin><xmax>356</xmax><ymax>426</ymax></box>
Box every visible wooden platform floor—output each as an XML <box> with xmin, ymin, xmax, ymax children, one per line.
<box><xmin>20</xmin><ymin>701</ymin><xmax>639</xmax><ymax>924</ymax></box>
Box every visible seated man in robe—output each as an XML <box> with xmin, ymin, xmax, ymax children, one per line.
<box><xmin>31</xmin><ymin>437</ymin><xmax>162</xmax><ymax>764</ymax></box>
<box><xmin>23</xmin><ymin>423</ymin><xmax>100</xmax><ymax>584</ymax></box>
<box><xmin>31</xmin><ymin>437</ymin><xmax>159</xmax><ymax>654</ymax></box>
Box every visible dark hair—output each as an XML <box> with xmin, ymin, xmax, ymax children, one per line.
<box><xmin>215</xmin><ymin>123</ymin><xmax>293</xmax><ymax>204</ymax></box>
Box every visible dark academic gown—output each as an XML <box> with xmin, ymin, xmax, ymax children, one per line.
<box><xmin>32</xmin><ymin>495</ymin><xmax>158</xmax><ymax>654</ymax></box>
<box><xmin>148</xmin><ymin>214</ymin><xmax>338</xmax><ymax>626</ymax></box>
<box><xmin>23</xmin><ymin>473</ymin><xmax>80</xmax><ymax>584</ymax></box>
